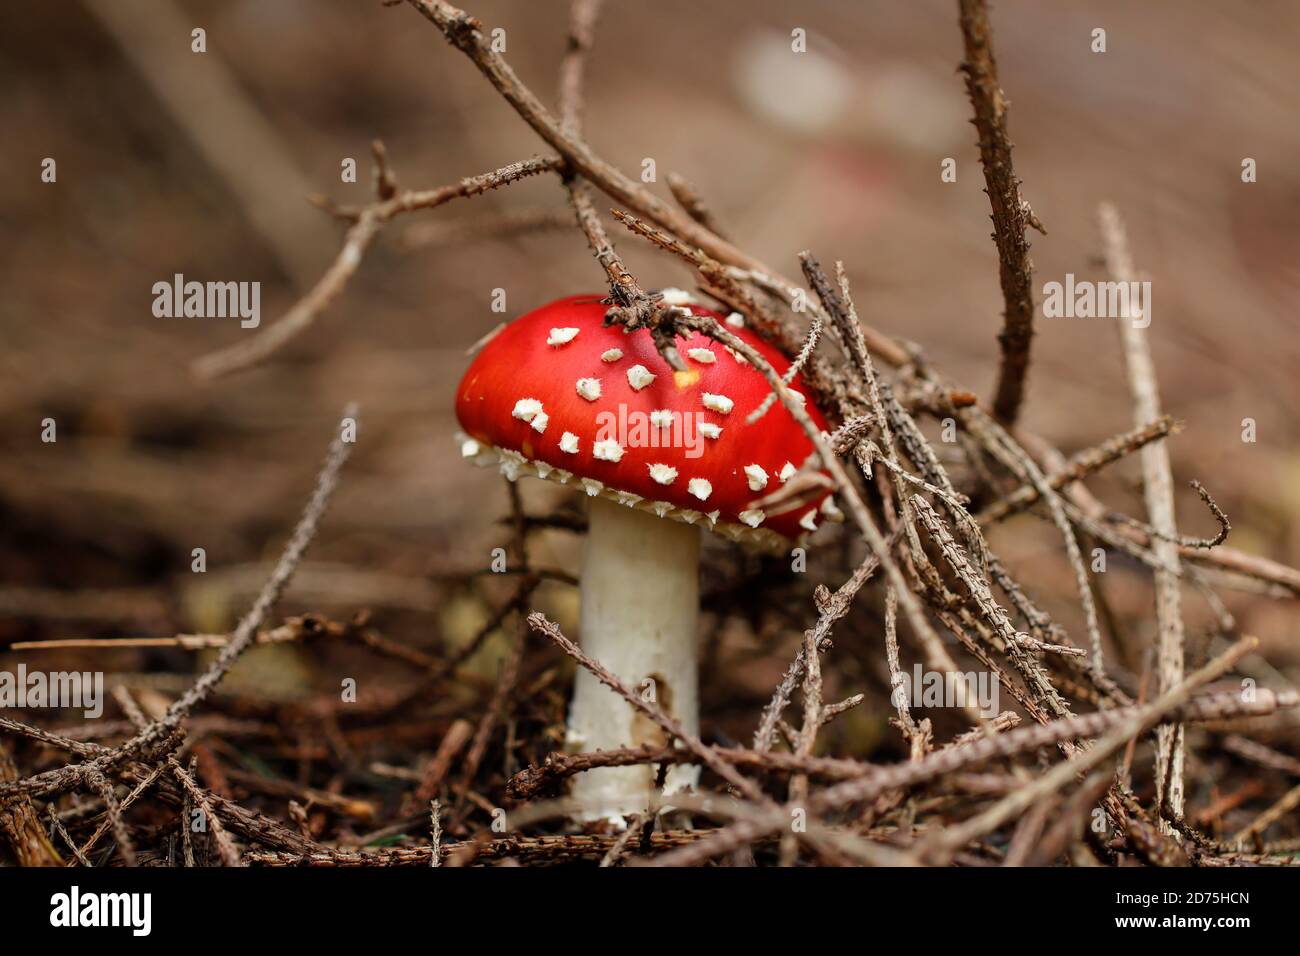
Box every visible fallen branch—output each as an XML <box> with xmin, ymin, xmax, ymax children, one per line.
<box><xmin>957</xmin><ymin>0</ymin><xmax>1042</xmax><ymax>425</ymax></box>
<box><xmin>192</xmin><ymin>158</ymin><xmax>559</xmax><ymax>378</ymax></box>
<box><xmin>1100</xmin><ymin>201</ymin><xmax>1187</xmax><ymax>827</ymax></box>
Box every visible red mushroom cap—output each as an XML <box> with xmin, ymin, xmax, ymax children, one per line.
<box><xmin>455</xmin><ymin>293</ymin><xmax>835</xmax><ymax>545</ymax></box>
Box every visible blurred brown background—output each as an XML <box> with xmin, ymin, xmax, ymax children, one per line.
<box><xmin>1</xmin><ymin>1</ymin><xmax>1296</xmax><ymax>734</ymax></box>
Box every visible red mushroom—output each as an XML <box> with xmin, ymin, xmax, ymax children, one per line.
<box><xmin>456</xmin><ymin>290</ymin><xmax>835</xmax><ymax>821</ymax></box>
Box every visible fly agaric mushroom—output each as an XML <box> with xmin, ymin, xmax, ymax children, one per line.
<box><xmin>455</xmin><ymin>292</ymin><xmax>836</xmax><ymax>821</ymax></box>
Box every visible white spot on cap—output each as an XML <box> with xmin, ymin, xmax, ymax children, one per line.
<box><xmin>576</xmin><ymin>378</ymin><xmax>602</xmax><ymax>401</ymax></box>
<box><xmin>601</xmin><ymin>348</ymin><xmax>623</xmax><ymax>362</ymax></box>
<box><xmin>627</xmin><ymin>365</ymin><xmax>656</xmax><ymax>391</ymax></box>
<box><xmin>559</xmin><ymin>432</ymin><xmax>580</xmax><ymax>454</ymax></box>
<box><xmin>699</xmin><ymin>423</ymin><xmax>722</xmax><ymax>440</ymax></box>
<box><xmin>659</xmin><ymin>287</ymin><xmax>694</xmax><ymax>305</ymax></box>
<box><xmin>535</xmin><ymin>461</ymin><xmax>553</xmax><ymax>479</ymax></box>
<box><xmin>512</xmin><ymin>398</ymin><xmax>543</xmax><ymax>424</ymax></box>
<box><xmin>725</xmin><ymin>312</ymin><xmax>745</xmax><ymax>329</ymax></box>
<box><xmin>738</xmin><ymin>509</ymin><xmax>766</xmax><ymax>528</ymax></box>
<box><xmin>547</xmin><ymin>327</ymin><xmax>580</xmax><ymax>346</ymax></box>
<box><xmin>461</xmin><ymin>438</ymin><xmax>481</xmax><ymax>458</ymax></box>
<box><xmin>821</xmin><ymin>497</ymin><xmax>844</xmax><ymax>522</ymax></box>
<box><xmin>702</xmin><ymin>393</ymin><xmax>734</xmax><ymax>414</ymax></box>
<box><xmin>648</xmin><ymin>464</ymin><xmax>678</xmax><ymax>485</ymax></box>
<box><xmin>688</xmin><ymin>478</ymin><xmax>712</xmax><ymax>501</ymax></box>
<box><xmin>744</xmin><ymin>465</ymin><xmax>769</xmax><ymax>491</ymax></box>
<box><xmin>687</xmin><ymin>348</ymin><xmax>716</xmax><ymax>364</ymax></box>
<box><xmin>799</xmin><ymin>510</ymin><xmax>819</xmax><ymax>532</ymax></box>
<box><xmin>679</xmin><ymin>509</ymin><xmax>702</xmax><ymax>524</ymax></box>
<box><xmin>530</xmin><ymin>412</ymin><xmax>548</xmax><ymax>434</ymax></box>
<box><xmin>706</xmin><ymin>510</ymin><xmax>720</xmax><ymax>525</ymax></box>
<box><xmin>651</xmin><ymin>501</ymin><xmax>673</xmax><ymax>517</ymax></box>
<box><xmin>650</xmin><ymin>409</ymin><xmax>675</xmax><ymax>429</ymax></box>
<box><xmin>593</xmin><ymin>439</ymin><xmax>625</xmax><ymax>463</ymax></box>
<box><xmin>581</xmin><ymin>478</ymin><xmax>603</xmax><ymax>497</ymax></box>
<box><xmin>615</xmin><ymin>490</ymin><xmax>642</xmax><ymax>506</ymax></box>
<box><xmin>779</xmin><ymin>462</ymin><xmax>796</xmax><ymax>482</ymax></box>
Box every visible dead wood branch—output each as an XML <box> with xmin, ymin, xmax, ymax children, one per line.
<box><xmin>957</xmin><ymin>0</ymin><xmax>1041</xmax><ymax>425</ymax></box>
<box><xmin>193</xmin><ymin>158</ymin><xmax>559</xmax><ymax>378</ymax></box>
<box><xmin>1100</xmin><ymin>201</ymin><xmax>1187</xmax><ymax>827</ymax></box>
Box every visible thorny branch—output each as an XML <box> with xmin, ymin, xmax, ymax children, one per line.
<box><xmin>2</xmin><ymin>407</ymin><xmax>356</xmax><ymax>863</ymax></box>
<box><xmin>957</xmin><ymin>0</ymin><xmax>1042</xmax><ymax>427</ymax></box>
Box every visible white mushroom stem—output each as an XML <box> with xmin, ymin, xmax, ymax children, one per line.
<box><xmin>567</xmin><ymin>496</ymin><xmax>701</xmax><ymax>822</ymax></box>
